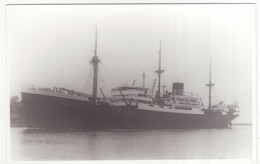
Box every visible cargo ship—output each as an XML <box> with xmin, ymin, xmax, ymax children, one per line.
<box><xmin>21</xmin><ymin>30</ymin><xmax>239</xmax><ymax>129</ymax></box>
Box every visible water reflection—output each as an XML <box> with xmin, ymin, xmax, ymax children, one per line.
<box><xmin>11</xmin><ymin>125</ymin><xmax>252</xmax><ymax>160</ymax></box>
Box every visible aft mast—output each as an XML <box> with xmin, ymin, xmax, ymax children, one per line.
<box><xmin>90</xmin><ymin>26</ymin><xmax>100</xmax><ymax>104</ymax></box>
<box><xmin>206</xmin><ymin>58</ymin><xmax>214</xmax><ymax>111</ymax></box>
<box><xmin>142</xmin><ymin>71</ymin><xmax>145</xmax><ymax>88</ymax></box>
<box><xmin>155</xmin><ymin>41</ymin><xmax>164</xmax><ymax>100</ymax></box>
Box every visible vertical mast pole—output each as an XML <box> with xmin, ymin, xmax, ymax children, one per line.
<box><xmin>206</xmin><ymin>57</ymin><xmax>214</xmax><ymax>110</ymax></box>
<box><xmin>95</xmin><ymin>26</ymin><xmax>97</xmax><ymax>57</ymax></box>
<box><xmin>158</xmin><ymin>42</ymin><xmax>161</xmax><ymax>98</ymax></box>
<box><xmin>91</xmin><ymin>26</ymin><xmax>100</xmax><ymax>104</ymax></box>
<box><xmin>142</xmin><ymin>71</ymin><xmax>145</xmax><ymax>88</ymax></box>
<box><xmin>209</xmin><ymin>58</ymin><xmax>212</xmax><ymax>110</ymax></box>
<box><xmin>155</xmin><ymin>41</ymin><xmax>164</xmax><ymax>101</ymax></box>
<box><xmin>162</xmin><ymin>85</ymin><xmax>166</xmax><ymax>96</ymax></box>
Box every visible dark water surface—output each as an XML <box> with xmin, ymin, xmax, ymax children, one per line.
<box><xmin>11</xmin><ymin>125</ymin><xmax>252</xmax><ymax>160</ymax></box>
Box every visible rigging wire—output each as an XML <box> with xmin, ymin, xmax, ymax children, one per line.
<box><xmin>200</xmin><ymin>84</ymin><xmax>208</xmax><ymax>107</ymax></box>
<box><xmin>84</xmin><ymin>66</ymin><xmax>94</xmax><ymax>94</ymax></box>
<box><xmin>212</xmin><ymin>86</ymin><xmax>220</xmax><ymax>105</ymax></box>
<box><xmin>98</xmin><ymin>67</ymin><xmax>111</xmax><ymax>97</ymax></box>
<box><xmin>161</xmin><ymin>73</ymin><xmax>168</xmax><ymax>94</ymax></box>
<box><xmin>69</xmin><ymin>65</ymin><xmax>88</xmax><ymax>91</ymax></box>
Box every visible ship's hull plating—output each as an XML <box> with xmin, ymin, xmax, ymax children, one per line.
<box><xmin>21</xmin><ymin>92</ymin><xmax>239</xmax><ymax>129</ymax></box>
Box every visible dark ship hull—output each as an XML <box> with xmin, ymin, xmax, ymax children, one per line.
<box><xmin>21</xmin><ymin>91</ymin><xmax>239</xmax><ymax>129</ymax></box>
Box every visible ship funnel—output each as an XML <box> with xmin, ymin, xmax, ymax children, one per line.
<box><xmin>172</xmin><ymin>82</ymin><xmax>184</xmax><ymax>95</ymax></box>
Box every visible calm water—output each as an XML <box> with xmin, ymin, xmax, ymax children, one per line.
<box><xmin>11</xmin><ymin>125</ymin><xmax>252</xmax><ymax>160</ymax></box>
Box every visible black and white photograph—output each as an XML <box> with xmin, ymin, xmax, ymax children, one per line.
<box><xmin>4</xmin><ymin>1</ymin><xmax>257</xmax><ymax>162</ymax></box>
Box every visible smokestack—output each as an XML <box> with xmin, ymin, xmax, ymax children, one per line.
<box><xmin>172</xmin><ymin>82</ymin><xmax>184</xmax><ymax>95</ymax></box>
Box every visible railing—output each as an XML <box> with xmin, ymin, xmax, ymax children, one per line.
<box><xmin>25</xmin><ymin>85</ymin><xmax>91</xmax><ymax>97</ymax></box>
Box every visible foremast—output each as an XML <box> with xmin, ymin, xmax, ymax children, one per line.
<box><xmin>155</xmin><ymin>41</ymin><xmax>164</xmax><ymax>101</ymax></box>
<box><xmin>90</xmin><ymin>27</ymin><xmax>100</xmax><ymax>104</ymax></box>
<box><xmin>206</xmin><ymin>58</ymin><xmax>214</xmax><ymax>111</ymax></box>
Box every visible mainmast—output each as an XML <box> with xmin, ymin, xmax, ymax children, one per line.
<box><xmin>142</xmin><ymin>71</ymin><xmax>145</xmax><ymax>88</ymax></box>
<box><xmin>206</xmin><ymin>58</ymin><xmax>214</xmax><ymax>110</ymax></box>
<box><xmin>155</xmin><ymin>41</ymin><xmax>164</xmax><ymax>100</ymax></box>
<box><xmin>90</xmin><ymin>26</ymin><xmax>100</xmax><ymax>103</ymax></box>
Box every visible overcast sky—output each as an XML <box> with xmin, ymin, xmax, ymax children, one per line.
<box><xmin>6</xmin><ymin>4</ymin><xmax>255</xmax><ymax>123</ymax></box>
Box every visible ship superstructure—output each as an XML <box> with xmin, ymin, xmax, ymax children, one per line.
<box><xmin>108</xmin><ymin>43</ymin><xmax>239</xmax><ymax>128</ymax></box>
